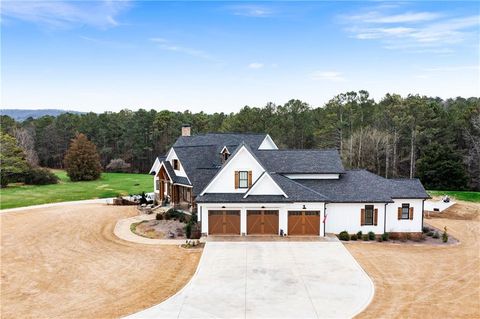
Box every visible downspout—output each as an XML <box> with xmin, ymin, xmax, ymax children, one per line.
<box><xmin>384</xmin><ymin>203</ymin><xmax>388</xmax><ymax>234</ymax></box>
<box><xmin>323</xmin><ymin>202</ymin><xmax>327</xmax><ymax>237</ymax></box>
<box><xmin>422</xmin><ymin>199</ymin><xmax>425</xmax><ymax>231</ymax></box>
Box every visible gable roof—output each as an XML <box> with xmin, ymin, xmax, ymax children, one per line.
<box><xmin>255</xmin><ymin>149</ymin><xmax>345</xmax><ymax>174</ymax></box>
<box><xmin>160</xmin><ymin>161</ymin><xmax>192</xmax><ymax>187</ymax></box>
<box><xmin>173</xmin><ymin>132</ymin><xmax>267</xmax><ymax>149</ymax></box>
<box><xmin>243</xmin><ymin>171</ymin><xmax>288</xmax><ymax>198</ymax></box>
<box><xmin>297</xmin><ymin>170</ymin><xmax>429</xmax><ymax>203</ymax></box>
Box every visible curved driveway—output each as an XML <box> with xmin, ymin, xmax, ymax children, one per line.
<box><xmin>127</xmin><ymin>241</ymin><xmax>374</xmax><ymax>319</ymax></box>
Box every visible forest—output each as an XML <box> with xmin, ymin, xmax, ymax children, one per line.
<box><xmin>1</xmin><ymin>91</ymin><xmax>479</xmax><ymax>191</ymax></box>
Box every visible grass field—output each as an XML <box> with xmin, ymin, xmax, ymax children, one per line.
<box><xmin>0</xmin><ymin>170</ymin><xmax>152</xmax><ymax>210</ymax></box>
<box><xmin>427</xmin><ymin>190</ymin><xmax>480</xmax><ymax>203</ymax></box>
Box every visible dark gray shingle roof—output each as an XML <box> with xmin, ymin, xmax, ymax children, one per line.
<box><xmin>254</xmin><ymin>149</ymin><xmax>345</xmax><ymax>174</ymax></box>
<box><xmin>162</xmin><ymin>161</ymin><xmax>192</xmax><ymax>186</ymax></box>
<box><xmin>270</xmin><ymin>173</ymin><xmax>328</xmax><ymax>202</ymax></box>
<box><xmin>173</xmin><ymin>133</ymin><xmax>267</xmax><ymax>149</ymax></box>
<box><xmin>297</xmin><ymin>170</ymin><xmax>429</xmax><ymax>203</ymax></box>
<box><xmin>195</xmin><ymin>193</ymin><xmax>291</xmax><ymax>203</ymax></box>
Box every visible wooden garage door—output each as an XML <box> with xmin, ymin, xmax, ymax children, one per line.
<box><xmin>247</xmin><ymin>210</ymin><xmax>279</xmax><ymax>235</ymax></box>
<box><xmin>288</xmin><ymin>211</ymin><xmax>320</xmax><ymax>235</ymax></box>
<box><xmin>208</xmin><ymin>210</ymin><xmax>240</xmax><ymax>235</ymax></box>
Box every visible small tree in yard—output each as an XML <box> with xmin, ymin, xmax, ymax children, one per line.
<box><xmin>64</xmin><ymin>133</ymin><xmax>102</xmax><ymax>181</ymax></box>
<box><xmin>0</xmin><ymin>132</ymin><xmax>29</xmax><ymax>187</ymax></box>
<box><xmin>106</xmin><ymin>158</ymin><xmax>131</xmax><ymax>172</ymax></box>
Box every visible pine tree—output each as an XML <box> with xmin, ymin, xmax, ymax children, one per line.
<box><xmin>64</xmin><ymin>133</ymin><xmax>102</xmax><ymax>181</ymax></box>
<box><xmin>417</xmin><ymin>143</ymin><xmax>468</xmax><ymax>190</ymax></box>
<box><xmin>0</xmin><ymin>132</ymin><xmax>29</xmax><ymax>187</ymax></box>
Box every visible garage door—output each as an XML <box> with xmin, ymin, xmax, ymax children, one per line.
<box><xmin>247</xmin><ymin>210</ymin><xmax>279</xmax><ymax>235</ymax></box>
<box><xmin>288</xmin><ymin>211</ymin><xmax>320</xmax><ymax>235</ymax></box>
<box><xmin>208</xmin><ymin>210</ymin><xmax>241</xmax><ymax>235</ymax></box>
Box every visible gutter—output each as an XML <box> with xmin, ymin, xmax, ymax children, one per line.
<box><xmin>323</xmin><ymin>202</ymin><xmax>327</xmax><ymax>237</ymax></box>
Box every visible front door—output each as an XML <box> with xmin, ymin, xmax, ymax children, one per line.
<box><xmin>208</xmin><ymin>210</ymin><xmax>241</xmax><ymax>235</ymax></box>
<box><xmin>247</xmin><ymin>210</ymin><xmax>279</xmax><ymax>235</ymax></box>
<box><xmin>288</xmin><ymin>211</ymin><xmax>320</xmax><ymax>235</ymax></box>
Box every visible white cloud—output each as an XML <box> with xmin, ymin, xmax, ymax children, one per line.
<box><xmin>354</xmin><ymin>12</ymin><xmax>442</xmax><ymax>24</ymax></box>
<box><xmin>248</xmin><ymin>62</ymin><xmax>264</xmax><ymax>69</ymax></box>
<box><xmin>1</xmin><ymin>0</ymin><xmax>131</xmax><ymax>29</ymax></box>
<box><xmin>150</xmin><ymin>38</ymin><xmax>213</xmax><ymax>60</ymax></box>
<box><xmin>341</xmin><ymin>5</ymin><xmax>480</xmax><ymax>52</ymax></box>
<box><xmin>310</xmin><ymin>71</ymin><xmax>345</xmax><ymax>82</ymax></box>
<box><xmin>228</xmin><ymin>5</ymin><xmax>274</xmax><ymax>18</ymax></box>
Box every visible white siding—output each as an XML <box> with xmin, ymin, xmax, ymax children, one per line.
<box><xmin>245</xmin><ymin>173</ymin><xmax>285</xmax><ymax>197</ymax></box>
<box><xmin>202</xmin><ymin>146</ymin><xmax>265</xmax><ymax>194</ymax></box>
<box><xmin>284</xmin><ymin>173</ymin><xmax>340</xmax><ymax>180</ymax></box>
<box><xmin>166</xmin><ymin>148</ymin><xmax>188</xmax><ymax>178</ymax></box>
<box><xmin>386</xmin><ymin>199</ymin><xmax>423</xmax><ymax>232</ymax></box>
<box><xmin>325</xmin><ymin>200</ymin><xmax>423</xmax><ymax>234</ymax></box>
<box><xmin>325</xmin><ymin>203</ymin><xmax>386</xmax><ymax>234</ymax></box>
<box><xmin>258</xmin><ymin>135</ymin><xmax>278</xmax><ymax>150</ymax></box>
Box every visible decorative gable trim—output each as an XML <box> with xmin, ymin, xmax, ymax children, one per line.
<box><xmin>149</xmin><ymin>157</ymin><xmax>161</xmax><ymax>175</ymax></box>
<box><xmin>258</xmin><ymin>134</ymin><xmax>278</xmax><ymax>150</ymax></box>
<box><xmin>243</xmin><ymin>171</ymin><xmax>288</xmax><ymax>198</ymax></box>
<box><xmin>157</xmin><ymin>161</ymin><xmax>173</xmax><ymax>182</ymax></box>
<box><xmin>220</xmin><ymin>146</ymin><xmax>230</xmax><ymax>154</ymax></box>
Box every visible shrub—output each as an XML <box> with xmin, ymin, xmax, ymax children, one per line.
<box><xmin>433</xmin><ymin>231</ymin><xmax>440</xmax><ymax>239</ymax></box>
<box><xmin>357</xmin><ymin>231</ymin><xmax>362</xmax><ymax>238</ymax></box>
<box><xmin>24</xmin><ymin>167</ymin><xmax>59</xmax><ymax>185</ymax></box>
<box><xmin>64</xmin><ymin>133</ymin><xmax>102</xmax><ymax>181</ymax></box>
<box><xmin>442</xmin><ymin>226</ymin><xmax>448</xmax><ymax>243</ymax></box>
<box><xmin>377</xmin><ymin>237</ymin><xmax>383</xmax><ymax>242</ymax></box>
<box><xmin>0</xmin><ymin>132</ymin><xmax>29</xmax><ymax>187</ymax></box>
<box><xmin>368</xmin><ymin>231</ymin><xmax>375</xmax><ymax>240</ymax></box>
<box><xmin>381</xmin><ymin>232</ymin><xmax>389</xmax><ymax>241</ymax></box>
<box><xmin>427</xmin><ymin>231</ymin><xmax>434</xmax><ymax>237</ymax></box>
<box><xmin>350</xmin><ymin>234</ymin><xmax>358</xmax><ymax>241</ymax></box>
<box><xmin>185</xmin><ymin>222</ymin><xmax>192</xmax><ymax>239</ymax></box>
<box><xmin>422</xmin><ymin>226</ymin><xmax>430</xmax><ymax>233</ymax></box>
<box><xmin>338</xmin><ymin>231</ymin><xmax>350</xmax><ymax>241</ymax></box>
<box><xmin>362</xmin><ymin>234</ymin><xmax>369</xmax><ymax>241</ymax></box>
<box><xmin>156</xmin><ymin>213</ymin><xmax>163</xmax><ymax>220</ymax></box>
<box><xmin>106</xmin><ymin>158</ymin><xmax>131</xmax><ymax>172</ymax></box>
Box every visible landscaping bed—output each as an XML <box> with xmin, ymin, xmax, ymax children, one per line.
<box><xmin>337</xmin><ymin>225</ymin><xmax>458</xmax><ymax>246</ymax></box>
<box><xmin>130</xmin><ymin>209</ymin><xmax>201</xmax><ymax>240</ymax></box>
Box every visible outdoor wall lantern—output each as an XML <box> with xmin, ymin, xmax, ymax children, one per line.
<box><xmin>221</xmin><ymin>206</ymin><xmax>226</xmax><ymax>208</ymax></box>
<box><xmin>261</xmin><ymin>206</ymin><xmax>265</xmax><ymax>209</ymax></box>
<box><xmin>302</xmin><ymin>205</ymin><xmax>307</xmax><ymax>210</ymax></box>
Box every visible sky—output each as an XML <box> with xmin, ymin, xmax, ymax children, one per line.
<box><xmin>1</xmin><ymin>1</ymin><xmax>479</xmax><ymax>113</ymax></box>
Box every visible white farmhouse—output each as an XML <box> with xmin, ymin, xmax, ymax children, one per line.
<box><xmin>149</xmin><ymin>125</ymin><xmax>429</xmax><ymax>237</ymax></box>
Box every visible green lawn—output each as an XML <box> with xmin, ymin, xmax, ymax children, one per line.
<box><xmin>0</xmin><ymin>170</ymin><xmax>152</xmax><ymax>210</ymax></box>
<box><xmin>427</xmin><ymin>190</ymin><xmax>480</xmax><ymax>203</ymax></box>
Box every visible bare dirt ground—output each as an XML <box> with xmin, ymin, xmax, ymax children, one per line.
<box><xmin>347</xmin><ymin>201</ymin><xmax>480</xmax><ymax>319</ymax></box>
<box><xmin>0</xmin><ymin>203</ymin><xmax>202</xmax><ymax>319</ymax></box>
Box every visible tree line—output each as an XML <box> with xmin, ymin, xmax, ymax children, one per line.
<box><xmin>1</xmin><ymin>91</ymin><xmax>479</xmax><ymax>190</ymax></box>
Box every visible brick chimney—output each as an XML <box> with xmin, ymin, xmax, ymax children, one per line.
<box><xmin>181</xmin><ymin>124</ymin><xmax>191</xmax><ymax>137</ymax></box>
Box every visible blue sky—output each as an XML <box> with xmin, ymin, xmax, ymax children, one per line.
<box><xmin>1</xmin><ymin>1</ymin><xmax>479</xmax><ymax>113</ymax></box>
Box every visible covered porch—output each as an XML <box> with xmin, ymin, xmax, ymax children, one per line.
<box><xmin>155</xmin><ymin>163</ymin><xmax>193</xmax><ymax>211</ymax></box>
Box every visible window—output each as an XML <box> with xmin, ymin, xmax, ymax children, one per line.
<box><xmin>402</xmin><ymin>204</ymin><xmax>410</xmax><ymax>219</ymax></box>
<box><xmin>222</xmin><ymin>152</ymin><xmax>229</xmax><ymax>162</ymax></box>
<box><xmin>238</xmin><ymin>171</ymin><xmax>248</xmax><ymax>188</ymax></box>
<box><xmin>172</xmin><ymin>159</ymin><xmax>179</xmax><ymax>170</ymax></box>
<box><xmin>364</xmin><ymin>205</ymin><xmax>374</xmax><ymax>225</ymax></box>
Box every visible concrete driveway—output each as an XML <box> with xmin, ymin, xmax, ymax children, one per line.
<box><xmin>126</xmin><ymin>242</ymin><xmax>374</xmax><ymax>319</ymax></box>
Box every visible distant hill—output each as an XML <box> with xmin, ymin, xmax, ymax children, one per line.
<box><xmin>0</xmin><ymin>109</ymin><xmax>85</xmax><ymax>121</ymax></box>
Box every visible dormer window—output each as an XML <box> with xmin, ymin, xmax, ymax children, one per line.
<box><xmin>220</xmin><ymin>146</ymin><xmax>230</xmax><ymax>164</ymax></box>
<box><xmin>172</xmin><ymin>159</ymin><xmax>180</xmax><ymax>170</ymax></box>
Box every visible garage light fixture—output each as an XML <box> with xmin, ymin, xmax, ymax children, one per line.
<box><xmin>302</xmin><ymin>205</ymin><xmax>306</xmax><ymax>210</ymax></box>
